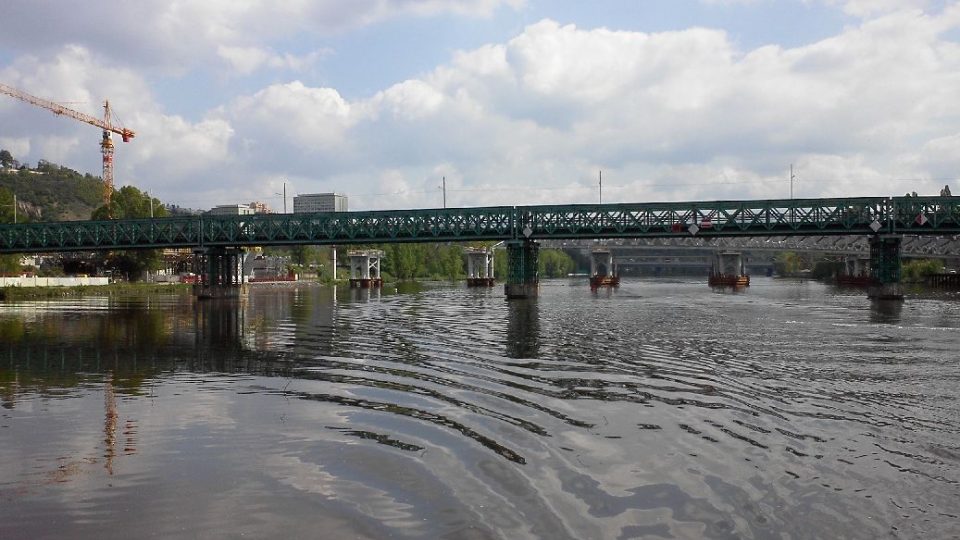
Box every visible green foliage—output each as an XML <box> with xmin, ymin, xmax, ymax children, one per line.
<box><xmin>538</xmin><ymin>249</ymin><xmax>575</xmax><ymax>278</ymax></box>
<box><xmin>0</xmin><ymin>150</ymin><xmax>13</xmax><ymax>168</ymax></box>
<box><xmin>92</xmin><ymin>185</ymin><xmax>167</xmax><ymax>220</ymax></box>
<box><xmin>902</xmin><ymin>259</ymin><xmax>944</xmax><ymax>281</ymax></box>
<box><xmin>384</xmin><ymin>244</ymin><xmax>424</xmax><ymax>280</ymax></box>
<box><xmin>89</xmin><ymin>186</ymin><xmax>168</xmax><ymax>279</ymax></box>
<box><xmin>774</xmin><ymin>252</ymin><xmax>802</xmax><ymax>274</ymax></box>
<box><xmin>0</xmin><ymin>152</ymin><xmax>106</xmax><ymax>221</ymax></box>
<box><xmin>0</xmin><ymin>186</ymin><xmax>21</xmax><ymax>274</ymax></box>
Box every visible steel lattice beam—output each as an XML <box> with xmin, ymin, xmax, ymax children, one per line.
<box><xmin>0</xmin><ymin>196</ymin><xmax>959</xmax><ymax>254</ymax></box>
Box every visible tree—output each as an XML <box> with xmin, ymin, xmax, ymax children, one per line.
<box><xmin>90</xmin><ymin>186</ymin><xmax>169</xmax><ymax>279</ymax></box>
<box><xmin>92</xmin><ymin>185</ymin><xmax>167</xmax><ymax>221</ymax></box>
<box><xmin>539</xmin><ymin>249</ymin><xmax>575</xmax><ymax>278</ymax></box>
<box><xmin>0</xmin><ymin>187</ymin><xmax>21</xmax><ymax>274</ymax></box>
<box><xmin>0</xmin><ymin>149</ymin><xmax>13</xmax><ymax>168</ymax></box>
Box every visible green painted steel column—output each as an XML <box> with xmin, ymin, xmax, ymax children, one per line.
<box><xmin>193</xmin><ymin>247</ymin><xmax>245</xmax><ymax>299</ymax></box>
<box><xmin>868</xmin><ymin>235</ymin><xmax>903</xmax><ymax>300</ymax></box>
<box><xmin>504</xmin><ymin>239</ymin><xmax>539</xmax><ymax>299</ymax></box>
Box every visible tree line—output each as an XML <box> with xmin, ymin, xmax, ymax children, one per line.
<box><xmin>276</xmin><ymin>242</ymin><xmax>577</xmax><ymax>282</ymax></box>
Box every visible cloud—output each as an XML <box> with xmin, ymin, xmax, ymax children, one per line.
<box><xmin>3</xmin><ymin>5</ymin><xmax>960</xmax><ymax>211</ymax></box>
<box><xmin>0</xmin><ymin>138</ymin><xmax>31</xmax><ymax>160</ymax></box>
<box><xmin>0</xmin><ymin>45</ymin><xmax>235</xmax><ymax>195</ymax></box>
<box><xmin>818</xmin><ymin>0</ymin><xmax>940</xmax><ymax>18</ymax></box>
<box><xmin>0</xmin><ymin>1</ymin><xmax>526</xmax><ymax>74</ymax></box>
<box><xmin>216</xmin><ymin>46</ymin><xmax>332</xmax><ymax>75</ymax></box>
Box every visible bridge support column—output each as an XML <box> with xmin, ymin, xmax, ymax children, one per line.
<box><xmin>465</xmin><ymin>248</ymin><xmax>495</xmax><ymax>287</ymax></box>
<box><xmin>867</xmin><ymin>235</ymin><xmax>903</xmax><ymax>300</ymax></box>
<box><xmin>709</xmin><ymin>251</ymin><xmax>749</xmax><ymax>287</ymax></box>
<box><xmin>504</xmin><ymin>240</ymin><xmax>539</xmax><ymax>299</ymax></box>
<box><xmin>349</xmin><ymin>250</ymin><xmax>383</xmax><ymax>288</ymax></box>
<box><xmin>193</xmin><ymin>247</ymin><xmax>245</xmax><ymax>299</ymax></box>
<box><xmin>589</xmin><ymin>248</ymin><xmax>620</xmax><ymax>289</ymax></box>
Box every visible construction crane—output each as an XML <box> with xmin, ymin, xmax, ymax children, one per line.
<box><xmin>0</xmin><ymin>82</ymin><xmax>135</xmax><ymax>209</ymax></box>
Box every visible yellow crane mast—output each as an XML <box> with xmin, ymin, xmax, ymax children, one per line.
<box><xmin>0</xmin><ymin>82</ymin><xmax>135</xmax><ymax>209</ymax></box>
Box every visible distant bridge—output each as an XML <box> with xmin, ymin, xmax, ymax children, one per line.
<box><xmin>0</xmin><ymin>196</ymin><xmax>958</xmax><ymax>254</ymax></box>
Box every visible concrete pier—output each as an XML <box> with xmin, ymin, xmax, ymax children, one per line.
<box><xmin>709</xmin><ymin>251</ymin><xmax>749</xmax><ymax>287</ymax></box>
<box><xmin>349</xmin><ymin>250</ymin><xmax>384</xmax><ymax>288</ymax></box>
<box><xmin>465</xmin><ymin>248</ymin><xmax>495</xmax><ymax>287</ymax></box>
<box><xmin>589</xmin><ymin>248</ymin><xmax>619</xmax><ymax>289</ymax></box>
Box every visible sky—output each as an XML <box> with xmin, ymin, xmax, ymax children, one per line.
<box><xmin>1</xmin><ymin>0</ymin><xmax>959</xmax><ymax>212</ymax></box>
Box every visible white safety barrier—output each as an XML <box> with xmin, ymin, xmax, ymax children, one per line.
<box><xmin>0</xmin><ymin>276</ymin><xmax>111</xmax><ymax>287</ymax></box>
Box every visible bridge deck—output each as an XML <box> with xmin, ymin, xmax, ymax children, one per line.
<box><xmin>0</xmin><ymin>196</ymin><xmax>957</xmax><ymax>253</ymax></box>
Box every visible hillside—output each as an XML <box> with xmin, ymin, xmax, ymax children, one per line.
<box><xmin>0</xmin><ymin>155</ymin><xmax>106</xmax><ymax>221</ymax></box>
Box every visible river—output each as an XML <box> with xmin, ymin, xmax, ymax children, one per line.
<box><xmin>1</xmin><ymin>278</ymin><xmax>958</xmax><ymax>539</ymax></box>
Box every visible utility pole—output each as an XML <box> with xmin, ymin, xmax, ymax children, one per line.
<box><xmin>283</xmin><ymin>182</ymin><xmax>287</xmax><ymax>213</ymax></box>
<box><xmin>790</xmin><ymin>164</ymin><xmax>795</xmax><ymax>199</ymax></box>
<box><xmin>789</xmin><ymin>164</ymin><xmax>796</xmax><ymax>224</ymax></box>
<box><xmin>442</xmin><ymin>176</ymin><xmax>447</xmax><ymax>208</ymax></box>
<box><xmin>13</xmin><ymin>193</ymin><xmax>16</xmax><ymax>224</ymax></box>
<box><xmin>599</xmin><ymin>170</ymin><xmax>602</xmax><ymax>204</ymax></box>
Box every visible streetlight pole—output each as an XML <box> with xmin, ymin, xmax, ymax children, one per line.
<box><xmin>274</xmin><ymin>181</ymin><xmax>287</xmax><ymax>213</ymax></box>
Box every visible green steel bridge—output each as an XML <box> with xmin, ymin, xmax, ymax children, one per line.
<box><xmin>1</xmin><ymin>195</ymin><xmax>955</xmax><ymax>299</ymax></box>
<box><xmin>0</xmin><ymin>196</ymin><xmax>957</xmax><ymax>253</ymax></box>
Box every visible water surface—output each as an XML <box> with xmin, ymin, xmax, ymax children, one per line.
<box><xmin>1</xmin><ymin>278</ymin><xmax>958</xmax><ymax>539</ymax></box>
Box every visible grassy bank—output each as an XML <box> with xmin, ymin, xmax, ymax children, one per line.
<box><xmin>0</xmin><ymin>282</ymin><xmax>192</xmax><ymax>301</ymax></box>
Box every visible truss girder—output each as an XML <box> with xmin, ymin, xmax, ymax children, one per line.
<box><xmin>0</xmin><ymin>197</ymin><xmax>959</xmax><ymax>254</ymax></box>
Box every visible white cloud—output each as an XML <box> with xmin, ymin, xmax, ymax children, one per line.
<box><xmin>0</xmin><ymin>138</ymin><xmax>31</xmax><ymax>160</ymax></box>
<box><xmin>3</xmin><ymin>5</ymin><xmax>960</xmax><ymax>211</ymax></box>
<box><xmin>819</xmin><ymin>0</ymin><xmax>937</xmax><ymax>18</ymax></box>
<box><xmin>0</xmin><ymin>1</ymin><xmax>526</xmax><ymax>74</ymax></box>
<box><xmin>0</xmin><ymin>45</ymin><xmax>236</xmax><ymax>196</ymax></box>
<box><xmin>216</xmin><ymin>46</ymin><xmax>331</xmax><ymax>75</ymax></box>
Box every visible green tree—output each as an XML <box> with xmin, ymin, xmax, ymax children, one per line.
<box><xmin>90</xmin><ymin>186</ymin><xmax>168</xmax><ymax>279</ymax></box>
<box><xmin>92</xmin><ymin>185</ymin><xmax>167</xmax><ymax>221</ymax></box>
<box><xmin>539</xmin><ymin>249</ymin><xmax>575</xmax><ymax>278</ymax></box>
<box><xmin>774</xmin><ymin>252</ymin><xmax>801</xmax><ymax>275</ymax></box>
<box><xmin>902</xmin><ymin>259</ymin><xmax>944</xmax><ymax>281</ymax></box>
<box><xmin>0</xmin><ymin>187</ymin><xmax>22</xmax><ymax>274</ymax></box>
<box><xmin>0</xmin><ymin>149</ymin><xmax>13</xmax><ymax>168</ymax></box>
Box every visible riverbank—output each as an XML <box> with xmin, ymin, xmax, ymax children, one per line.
<box><xmin>0</xmin><ymin>282</ymin><xmax>191</xmax><ymax>301</ymax></box>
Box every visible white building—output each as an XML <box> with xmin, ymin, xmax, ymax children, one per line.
<box><xmin>207</xmin><ymin>204</ymin><xmax>256</xmax><ymax>216</ymax></box>
<box><xmin>293</xmin><ymin>193</ymin><xmax>348</xmax><ymax>213</ymax></box>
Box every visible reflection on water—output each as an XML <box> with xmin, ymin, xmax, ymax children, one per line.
<box><xmin>869</xmin><ymin>298</ymin><xmax>904</xmax><ymax>324</ymax></box>
<box><xmin>1</xmin><ymin>279</ymin><xmax>959</xmax><ymax>539</ymax></box>
<box><xmin>506</xmin><ymin>299</ymin><xmax>539</xmax><ymax>358</ymax></box>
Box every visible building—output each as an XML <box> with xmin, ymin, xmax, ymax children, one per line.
<box><xmin>247</xmin><ymin>201</ymin><xmax>272</xmax><ymax>214</ymax></box>
<box><xmin>207</xmin><ymin>204</ymin><xmax>256</xmax><ymax>216</ymax></box>
<box><xmin>293</xmin><ymin>193</ymin><xmax>348</xmax><ymax>213</ymax></box>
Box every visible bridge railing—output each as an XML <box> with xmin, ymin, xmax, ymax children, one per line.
<box><xmin>518</xmin><ymin>198</ymin><xmax>895</xmax><ymax>238</ymax></box>
<box><xmin>0</xmin><ymin>197</ymin><xmax>959</xmax><ymax>254</ymax></box>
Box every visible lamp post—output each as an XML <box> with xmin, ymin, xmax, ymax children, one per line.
<box><xmin>274</xmin><ymin>181</ymin><xmax>287</xmax><ymax>213</ymax></box>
